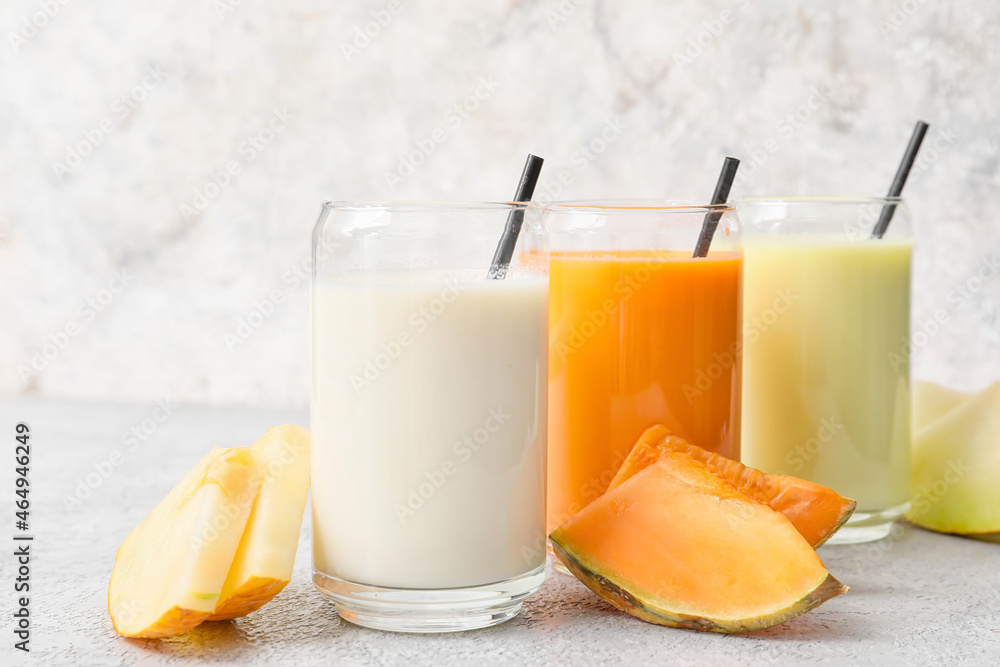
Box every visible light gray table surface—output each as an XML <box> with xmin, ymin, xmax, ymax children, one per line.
<box><xmin>1</xmin><ymin>398</ymin><xmax>998</xmax><ymax>666</ymax></box>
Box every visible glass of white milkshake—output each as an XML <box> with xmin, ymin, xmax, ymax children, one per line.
<box><xmin>311</xmin><ymin>202</ymin><xmax>548</xmax><ymax>632</ymax></box>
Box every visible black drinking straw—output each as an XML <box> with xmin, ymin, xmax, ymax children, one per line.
<box><xmin>488</xmin><ymin>154</ymin><xmax>544</xmax><ymax>279</ymax></box>
<box><xmin>871</xmin><ymin>120</ymin><xmax>930</xmax><ymax>239</ymax></box>
<box><xmin>693</xmin><ymin>157</ymin><xmax>741</xmax><ymax>258</ymax></box>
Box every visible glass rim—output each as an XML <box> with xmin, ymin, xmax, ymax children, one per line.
<box><xmin>320</xmin><ymin>200</ymin><xmax>535</xmax><ymax>212</ymax></box>
<box><xmin>544</xmin><ymin>199</ymin><xmax>733</xmax><ymax>214</ymax></box>
<box><xmin>738</xmin><ymin>196</ymin><xmax>906</xmax><ymax>206</ymax></box>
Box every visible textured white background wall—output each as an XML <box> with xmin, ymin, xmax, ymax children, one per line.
<box><xmin>1</xmin><ymin>0</ymin><xmax>997</xmax><ymax>408</ymax></box>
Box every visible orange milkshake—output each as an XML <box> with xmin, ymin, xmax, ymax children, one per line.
<box><xmin>547</xmin><ymin>248</ymin><xmax>742</xmax><ymax>532</ymax></box>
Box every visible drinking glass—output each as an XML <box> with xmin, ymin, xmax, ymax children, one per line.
<box><xmin>738</xmin><ymin>197</ymin><xmax>913</xmax><ymax>544</ymax></box>
<box><xmin>311</xmin><ymin>201</ymin><xmax>548</xmax><ymax>632</ymax></box>
<box><xmin>542</xmin><ymin>201</ymin><xmax>743</xmax><ymax>541</ymax></box>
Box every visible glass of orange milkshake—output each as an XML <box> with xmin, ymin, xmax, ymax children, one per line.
<box><xmin>542</xmin><ymin>202</ymin><xmax>743</xmax><ymax>541</ymax></box>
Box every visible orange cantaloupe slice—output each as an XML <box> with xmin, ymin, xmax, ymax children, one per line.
<box><xmin>550</xmin><ymin>453</ymin><xmax>848</xmax><ymax>633</ymax></box>
<box><xmin>609</xmin><ymin>425</ymin><xmax>856</xmax><ymax>547</ymax></box>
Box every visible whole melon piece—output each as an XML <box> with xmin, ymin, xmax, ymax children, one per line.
<box><xmin>551</xmin><ymin>453</ymin><xmax>848</xmax><ymax>633</ymax></box>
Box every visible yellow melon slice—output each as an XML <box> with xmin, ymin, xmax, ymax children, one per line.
<box><xmin>913</xmin><ymin>381</ymin><xmax>972</xmax><ymax>432</ymax></box>
<box><xmin>108</xmin><ymin>447</ymin><xmax>262</xmax><ymax>638</ymax></box>
<box><xmin>909</xmin><ymin>382</ymin><xmax>1000</xmax><ymax>535</ymax></box>
<box><xmin>208</xmin><ymin>425</ymin><xmax>311</xmax><ymax>620</ymax></box>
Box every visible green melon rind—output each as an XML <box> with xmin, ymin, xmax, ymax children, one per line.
<box><xmin>907</xmin><ymin>517</ymin><xmax>1000</xmax><ymax>538</ymax></box>
<box><xmin>550</xmin><ymin>539</ymin><xmax>848</xmax><ymax>633</ymax></box>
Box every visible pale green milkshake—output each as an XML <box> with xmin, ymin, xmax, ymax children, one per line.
<box><xmin>740</xmin><ymin>199</ymin><xmax>913</xmax><ymax>544</ymax></box>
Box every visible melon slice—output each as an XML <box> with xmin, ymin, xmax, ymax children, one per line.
<box><xmin>912</xmin><ymin>381</ymin><xmax>971</xmax><ymax>432</ymax></box>
<box><xmin>108</xmin><ymin>447</ymin><xmax>262</xmax><ymax>638</ymax></box>
<box><xmin>208</xmin><ymin>425</ymin><xmax>311</xmax><ymax>620</ymax></box>
<box><xmin>909</xmin><ymin>381</ymin><xmax>1000</xmax><ymax>535</ymax></box>
<box><xmin>610</xmin><ymin>425</ymin><xmax>855</xmax><ymax>547</ymax></box>
<box><xmin>551</xmin><ymin>453</ymin><xmax>848</xmax><ymax>633</ymax></box>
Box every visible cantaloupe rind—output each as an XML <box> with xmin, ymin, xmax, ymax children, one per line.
<box><xmin>551</xmin><ymin>540</ymin><xmax>847</xmax><ymax>633</ymax></box>
<box><xmin>551</xmin><ymin>454</ymin><xmax>848</xmax><ymax>633</ymax></box>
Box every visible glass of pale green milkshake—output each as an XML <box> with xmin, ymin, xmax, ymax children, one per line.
<box><xmin>738</xmin><ymin>197</ymin><xmax>913</xmax><ymax>544</ymax></box>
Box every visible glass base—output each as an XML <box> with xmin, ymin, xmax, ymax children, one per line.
<box><xmin>824</xmin><ymin>501</ymin><xmax>911</xmax><ymax>545</ymax></box>
<box><xmin>547</xmin><ymin>540</ymin><xmax>572</xmax><ymax>575</ymax></box>
<box><xmin>313</xmin><ymin>565</ymin><xmax>545</xmax><ymax>633</ymax></box>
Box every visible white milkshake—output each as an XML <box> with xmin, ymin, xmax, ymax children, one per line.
<box><xmin>311</xmin><ymin>272</ymin><xmax>548</xmax><ymax>590</ymax></box>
